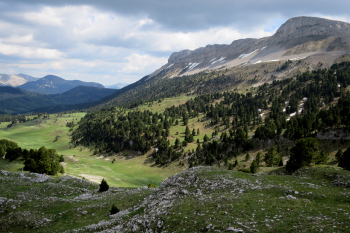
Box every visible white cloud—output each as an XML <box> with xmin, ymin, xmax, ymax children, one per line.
<box><xmin>0</xmin><ymin>43</ymin><xmax>64</xmax><ymax>59</ymax></box>
<box><xmin>23</xmin><ymin>7</ymin><xmax>64</xmax><ymax>26</ymax></box>
<box><xmin>120</xmin><ymin>53</ymin><xmax>167</xmax><ymax>73</ymax></box>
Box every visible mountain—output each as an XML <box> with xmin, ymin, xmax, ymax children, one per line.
<box><xmin>106</xmin><ymin>83</ymin><xmax>129</xmax><ymax>89</ymax></box>
<box><xmin>18</xmin><ymin>75</ymin><xmax>104</xmax><ymax>94</ymax></box>
<box><xmin>0</xmin><ymin>86</ymin><xmax>116</xmax><ymax>114</ymax></box>
<box><xmin>0</xmin><ymin>73</ymin><xmax>38</xmax><ymax>87</ymax></box>
<box><xmin>20</xmin><ymin>16</ymin><xmax>350</xmax><ymax>114</ymax></box>
<box><xmin>148</xmin><ymin>16</ymin><xmax>350</xmax><ymax>80</ymax></box>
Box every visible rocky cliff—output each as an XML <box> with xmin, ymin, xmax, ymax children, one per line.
<box><xmin>152</xmin><ymin>16</ymin><xmax>350</xmax><ymax>79</ymax></box>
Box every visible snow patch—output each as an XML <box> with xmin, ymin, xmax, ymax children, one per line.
<box><xmin>266</xmin><ymin>59</ymin><xmax>280</xmax><ymax>62</ymax></box>
<box><xmin>238</xmin><ymin>49</ymin><xmax>259</xmax><ymax>59</ymax></box>
<box><xmin>166</xmin><ymin>64</ymin><xmax>173</xmax><ymax>69</ymax></box>
<box><xmin>303</xmin><ymin>97</ymin><xmax>308</xmax><ymax>101</ymax></box>
<box><xmin>255</xmin><ymin>60</ymin><xmax>262</xmax><ymax>64</ymax></box>
<box><xmin>211</xmin><ymin>57</ymin><xmax>226</xmax><ymax>64</ymax></box>
<box><xmin>290</xmin><ymin>112</ymin><xmax>296</xmax><ymax>117</ymax></box>
<box><xmin>209</xmin><ymin>58</ymin><xmax>216</xmax><ymax>62</ymax></box>
<box><xmin>188</xmin><ymin>62</ymin><xmax>201</xmax><ymax>70</ymax></box>
<box><xmin>261</xmin><ymin>46</ymin><xmax>267</xmax><ymax>50</ymax></box>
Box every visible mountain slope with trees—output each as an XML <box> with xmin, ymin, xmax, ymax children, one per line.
<box><xmin>18</xmin><ymin>75</ymin><xmax>104</xmax><ymax>94</ymax></box>
<box><xmin>0</xmin><ymin>86</ymin><xmax>116</xmax><ymax>114</ymax></box>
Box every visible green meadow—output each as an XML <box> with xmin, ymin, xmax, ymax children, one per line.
<box><xmin>0</xmin><ymin>113</ymin><xmax>185</xmax><ymax>187</ymax></box>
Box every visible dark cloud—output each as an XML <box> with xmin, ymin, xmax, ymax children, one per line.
<box><xmin>1</xmin><ymin>0</ymin><xmax>350</xmax><ymax>32</ymax></box>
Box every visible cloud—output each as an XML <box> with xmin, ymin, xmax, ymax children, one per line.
<box><xmin>0</xmin><ymin>0</ymin><xmax>350</xmax><ymax>85</ymax></box>
<box><xmin>120</xmin><ymin>53</ymin><xmax>167</xmax><ymax>74</ymax></box>
<box><xmin>0</xmin><ymin>42</ymin><xmax>64</xmax><ymax>59</ymax></box>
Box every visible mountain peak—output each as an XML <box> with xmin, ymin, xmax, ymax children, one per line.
<box><xmin>273</xmin><ymin>16</ymin><xmax>350</xmax><ymax>42</ymax></box>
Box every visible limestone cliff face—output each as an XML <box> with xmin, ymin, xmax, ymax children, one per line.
<box><xmin>164</xmin><ymin>16</ymin><xmax>350</xmax><ymax>72</ymax></box>
<box><xmin>272</xmin><ymin>16</ymin><xmax>350</xmax><ymax>42</ymax></box>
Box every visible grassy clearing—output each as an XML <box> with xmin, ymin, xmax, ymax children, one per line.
<box><xmin>0</xmin><ymin>171</ymin><xmax>154</xmax><ymax>233</ymax></box>
<box><xmin>0</xmin><ymin>113</ymin><xmax>185</xmax><ymax>187</ymax></box>
<box><xmin>158</xmin><ymin>166</ymin><xmax>350</xmax><ymax>233</ymax></box>
<box><xmin>134</xmin><ymin>95</ymin><xmax>194</xmax><ymax>113</ymax></box>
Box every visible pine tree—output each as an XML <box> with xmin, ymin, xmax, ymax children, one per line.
<box><xmin>245</xmin><ymin>153</ymin><xmax>250</xmax><ymax>161</ymax></box>
<box><xmin>338</xmin><ymin>146</ymin><xmax>350</xmax><ymax>171</ymax></box>
<box><xmin>278</xmin><ymin>157</ymin><xmax>283</xmax><ymax>166</ymax></box>
<box><xmin>99</xmin><ymin>178</ymin><xmax>109</xmax><ymax>192</ymax></box>
<box><xmin>335</xmin><ymin>149</ymin><xmax>344</xmax><ymax>162</ymax></box>
<box><xmin>264</xmin><ymin>146</ymin><xmax>279</xmax><ymax>167</ymax></box>
<box><xmin>250</xmin><ymin>160</ymin><xmax>258</xmax><ymax>174</ymax></box>
<box><xmin>110</xmin><ymin>204</ymin><xmax>119</xmax><ymax>215</ymax></box>
<box><xmin>256</xmin><ymin>152</ymin><xmax>262</xmax><ymax>166</ymax></box>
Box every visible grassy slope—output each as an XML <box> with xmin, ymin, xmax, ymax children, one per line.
<box><xmin>0</xmin><ymin>113</ymin><xmax>185</xmax><ymax>187</ymax></box>
<box><xmin>1</xmin><ymin>166</ymin><xmax>349</xmax><ymax>232</ymax></box>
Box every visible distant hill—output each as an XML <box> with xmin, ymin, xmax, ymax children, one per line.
<box><xmin>0</xmin><ymin>73</ymin><xmax>38</xmax><ymax>87</ymax></box>
<box><xmin>18</xmin><ymin>75</ymin><xmax>104</xmax><ymax>94</ymax></box>
<box><xmin>0</xmin><ymin>86</ymin><xmax>116</xmax><ymax>114</ymax></box>
<box><xmin>106</xmin><ymin>83</ymin><xmax>129</xmax><ymax>89</ymax></box>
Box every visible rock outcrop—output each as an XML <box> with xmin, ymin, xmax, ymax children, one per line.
<box><xmin>154</xmin><ymin>16</ymin><xmax>350</xmax><ymax>79</ymax></box>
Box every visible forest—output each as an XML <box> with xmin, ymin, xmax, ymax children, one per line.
<box><xmin>68</xmin><ymin>62</ymin><xmax>350</xmax><ymax>169</ymax></box>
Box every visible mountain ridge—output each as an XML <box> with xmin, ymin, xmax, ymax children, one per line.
<box><xmin>159</xmin><ymin>16</ymin><xmax>350</xmax><ymax>79</ymax></box>
<box><xmin>0</xmin><ymin>73</ymin><xmax>38</xmax><ymax>87</ymax></box>
<box><xmin>18</xmin><ymin>75</ymin><xmax>104</xmax><ymax>94</ymax></box>
<box><xmin>0</xmin><ymin>85</ymin><xmax>116</xmax><ymax>114</ymax></box>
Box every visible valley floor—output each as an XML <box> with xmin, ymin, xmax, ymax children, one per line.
<box><xmin>0</xmin><ymin>112</ymin><xmax>185</xmax><ymax>187</ymax></box>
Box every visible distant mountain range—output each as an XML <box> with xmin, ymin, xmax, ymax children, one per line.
<box><xmin>0</xmin><ymin>73</ymin><xmax>38</xmax><ymax>87</ymax></box>
<box><xmin>18</xmin><ymin>75</ymin><xmax>104</xmax><ymax>94</ymax></box>
<box><xmin>0</xmin><ymin>86</ymin><xmax>116</xmax><ymax>114</ymax></box>
<box><xmin>106</xmin><ymin>83</ymin><xmax>129</xmax><ymax>89</ymax></box>
<box><xmin>4</xmin><ymin>16</ymin><xmax>350</xmax><ymax>115</ymax></box>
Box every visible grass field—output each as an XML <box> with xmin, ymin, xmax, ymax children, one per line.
<box><xmin>0</xmin><ymin>113</ymin><xmax>185</xmax><ymax>187</ymax></box>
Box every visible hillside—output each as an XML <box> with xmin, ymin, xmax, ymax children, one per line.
<box><xmin>0</xmin><ymin>73</ymin><xmax>38</xmax><ymax>87</ymax></box>
<box><xmin>1</xmin><ymin>166</ymin><xmax>349</xmax><ymax>232</ymax></box>
<box><xmin>21</xmin><ymin>16</ymin><xmax>350</xmax><ymax>114</ymax></box>
<box><xmin>18</xmin><ymin>75</ymin><xmax>104</xmax><ymax>94</ymax></box>
<box><xmin>0</xmin><ymin>86</ymin><xmax>116</xmax><ymax>114</ymax></box>
<box><xmin>88</xmin><ymin>16</ymin><xmax>350</xmax><ymax>110</ymax></box>
<box><xmin>2</xmin><ymin>15</ymin><xmax>350</xmax><ymax>233</ymax></box>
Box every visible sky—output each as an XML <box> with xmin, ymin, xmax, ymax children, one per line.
<box><xmin>0</xmin><ymin>0</ymin><xmax>350</xmax><ymax>86</ymax></box>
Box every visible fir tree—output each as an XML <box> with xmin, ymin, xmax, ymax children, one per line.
<box><xmin>250</xmin><ymin>160</ymin><xmax>258</xmax><ymax>174</ymax></box>
<box><xmin>99</xmin><ymin>178</ymin><xmax>109</xmax><ymax>192</ymax></box>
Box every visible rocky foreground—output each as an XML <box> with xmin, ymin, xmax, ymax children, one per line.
<box><xmin>1</xmin><ymin>166</ymin><xmax>350</xmax><ymax>232</ymax></box>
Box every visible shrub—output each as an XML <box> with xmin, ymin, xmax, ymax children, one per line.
<box><xmin>110</xmin><ymin>204</ymin><xmax>119</xmax><ymax>215</ymax></box>
<box><xmin>148</xmin><ymin>183</ymin><xmax>156</xmax><ymax>188</ymax></box>
<box><xmin>264</xmin><ymin>146</ymin><xmax>279</xmax><ymax>167</ymax></box>
<box><xmin>59</xmin><ymin>155</ymin><xmax>65</xmax><ymax>162</ymax></box>
<box><xmin>286</xmin><ymin>138</ymin><xmax>319</xmax><ymax>172</ymax></box>
<box><xmin>250</xmin><ymin>160</ymin><xmax>258</xmax><ymax>174</ymax></box>
<box><xmin>278</xmin><ymin>157</ymin><xmax>284</xmax><ymax>166</ymax></box>
<box><xmin>228</xmin><ymin>163</ymin><xmax>234</xmax><ymax>170</ymax></box>
<box><xmin>238</xmin><ymin>168</ymin><xmax>251</xmax><ymax>173</ymax></box>
<box><xmin>338</xmin><ymin>147</ymin><xmax>350</xmax><ymax>171</ymax></box>
<box><xmin>335</xmin><ymin>149</ymin><xmax>344</xmax><ymax>162</ymax></box>
<box><xmin>99</xmin><ymin>178</ymin><xmax>109</xmax><ymax>192</ymax></box>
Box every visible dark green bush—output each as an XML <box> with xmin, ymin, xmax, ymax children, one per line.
<box><xmin>99</xmin><ymin>178</ymin><xmax>109</xmax><ymax>192</ymax></box>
